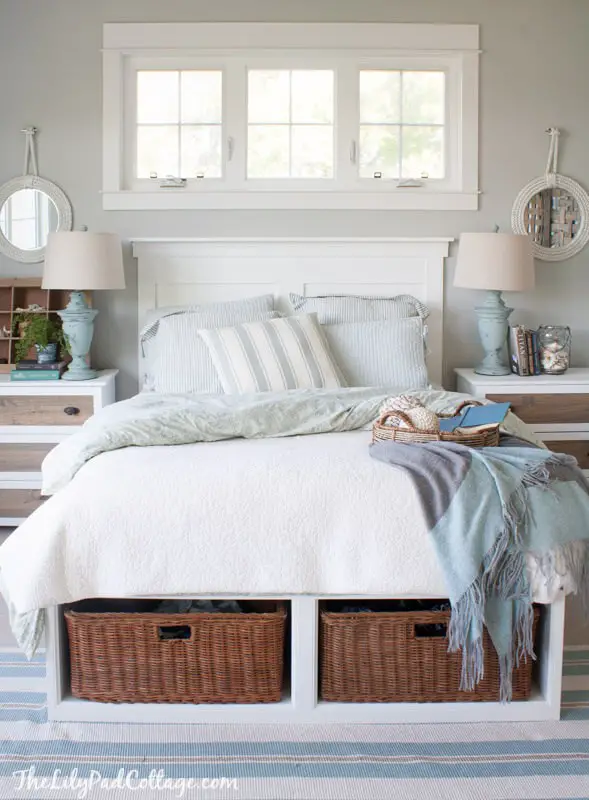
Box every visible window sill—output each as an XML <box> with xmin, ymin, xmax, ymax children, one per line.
<box><xmin>102</xmin><ymin>190</ymin><xmax>479</xmax><ymax>211</ymax></box>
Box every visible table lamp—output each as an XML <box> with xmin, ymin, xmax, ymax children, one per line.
<box><xmin>42</xmin><ymin>231</ymin><xmax>125</xmax><ymax>380</ymax></box>
<box><xmin>454</xmin><ymin>232</ymin><xmax>535</xmax><ymax>376</ymax></box>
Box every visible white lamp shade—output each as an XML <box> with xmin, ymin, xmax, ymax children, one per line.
<box><xmin>454</xmin><ymin>232</ymin><xmax>535</xmax><ymax>292</ymax></box>
<box><xmin>42</xmin><ymin>232</ymin><xmax>125</xmax><ymax>290</ymax></box>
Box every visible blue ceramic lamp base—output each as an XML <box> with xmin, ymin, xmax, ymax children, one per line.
<box><xmin>58</xmin><ymin>291</ymin><xmax>99</xmax><ymax>381</ymax></box>
<box><xmin>474</xmin><ymin>289</ymin><xmax>513</xmax><ymax>376</ymax></box>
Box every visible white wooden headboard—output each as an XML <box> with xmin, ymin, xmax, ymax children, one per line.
<box><xmin>131</xmin><ymin>237</ymin><xmax>452</xmax><ymax>386</ymax></box>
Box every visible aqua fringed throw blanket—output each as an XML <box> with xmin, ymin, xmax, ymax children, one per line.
<box><xmin>370</xmin><ymin>439</ymin><xmax>589</xmax><ymax>701</ymax></box>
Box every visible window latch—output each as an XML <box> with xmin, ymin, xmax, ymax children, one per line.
<box><xmin>397</xmin><ymin>178</ymin><xmax>424</xmax><ymax>188</ymax></box>
<box><xmin>159</xmin><ymin>176</ymin><xmax>187</xmax><ymax>189</ymax></box>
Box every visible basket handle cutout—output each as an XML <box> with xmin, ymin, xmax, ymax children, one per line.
<box><xmin>414</xmin><ymin>623</ymin><xmax>447</xmax><ymax>639</ymax></box>
<box><xmin>157</xmin><ymin>625</ymin><xmax>192</xmax><ymax>641</ymax></box>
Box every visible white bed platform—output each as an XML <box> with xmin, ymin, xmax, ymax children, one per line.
<box><xmin>46</xmin><ymin>595</ymin><xmax>565</xmax><ymax>724</ymax></box>
<box><xmin>44</xmin><ymin>237</ymin><xmax>565</xmax><ymax>723</ymax></box>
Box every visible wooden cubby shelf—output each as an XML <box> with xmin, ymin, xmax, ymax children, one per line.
<box><xmin>0</xmin><ymin>278</ymin><xmax>70</xmax><ymax>373</ymax></box>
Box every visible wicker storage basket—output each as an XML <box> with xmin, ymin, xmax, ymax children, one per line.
<box><xmin>320</xmin><ymin>605</ymin><xmax>540</xmax><ymax>703</ymax></box>
<box><xmin>65</xmin><ymin>602</ymin><xmax>287</xmax><ymax>704</ymax></box>
<box><xmin>372</xmin><ymin>401</ymin><xmax>500</xmax><ymax>448</ymax></box>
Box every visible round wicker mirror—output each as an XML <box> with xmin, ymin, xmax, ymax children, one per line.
<box><xmin>511</xmin><ymin>129</ymin><xmax>589</xmax><ymax>262</ymax></box>
<box><xmin>0</xmin><ymin>175</ymin><xmax>73</xmax><ymax>263</ymax></box>
<box><xmin>0</xmin><ymin>128</ymin><xmax>73</xmax><ymax>264</ymax></box>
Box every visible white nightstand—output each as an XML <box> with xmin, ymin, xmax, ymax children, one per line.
<box><xmin>455</xmin><ymin>368</ymin><xmax>589</xmax><ymax>475</ymax></box>
<box><xmin>0</xmin><ymin>370</ymin><xmax>117</xmax><ymax>525</ymax></box>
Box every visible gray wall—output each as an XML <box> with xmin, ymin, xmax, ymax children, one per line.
<box><xmin>1</xmin><ymin>0</ymin><xmax>588</xmax><ymax>643</ymax></box>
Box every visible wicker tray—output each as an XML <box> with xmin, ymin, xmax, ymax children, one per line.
<box><xmin>372</xmin><ymin>400</ymin><xmax>500</xmax><ymax>448</ymax></box>
<box><xmin>320</xmin><ymin>605</ymin><xmax>540</xmax><ymax>703</ymax></box>
<box><xmin>65</xmin><ymin>603</ymin><xmax>287</xmax><ymax>704</ymax></box>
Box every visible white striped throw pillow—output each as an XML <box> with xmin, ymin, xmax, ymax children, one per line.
<box><xmin>199</xmin><ymin>313</ymin><xmax>346</xmax><ymax>394</ymax></box>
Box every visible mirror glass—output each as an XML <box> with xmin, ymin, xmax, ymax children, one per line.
<box><xmin>0</xmin><ymin>189</ymin><xmax>59</xmax><ymax>252</ymax></box>
<box><xmin>524</xmin><ymin>188</ymin><xmax>581</xmax><ymax>249</ymax></box>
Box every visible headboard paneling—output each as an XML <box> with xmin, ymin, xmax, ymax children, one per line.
<box><xmin>132</xmin><ymin>237</ymin><xmax>451</xmax><ymax>386</ymax></box>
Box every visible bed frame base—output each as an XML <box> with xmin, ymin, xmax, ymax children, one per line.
<box><xmin>46</xmin><ymin>594</ymin><xmax>565</xmax><ymax>724</ymax></box>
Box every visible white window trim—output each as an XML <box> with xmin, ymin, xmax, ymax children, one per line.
<box><xmin>102</xmin><ymin>22</ymin><xmax>480</xmax><ymax>211</ymax></box>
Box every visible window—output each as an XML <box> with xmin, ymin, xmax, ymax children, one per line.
<box><xmin>103</xmin><ymin>23</ymin><xmax>479</xmax><ymax>209</ymax></box>
<box><xmin>247</xmin><ymin>70</ymin><xmax>334</xmax><ymax>179</ymax></box>
<box><xmin>359</xmin><ymin>70</ymin><xmax>445</xmax><ymax>180</ymax></box>
<box><xmin>136</xmin><ymin>70</ymin><xmax>223</xmax><ymax>180</ymax></box>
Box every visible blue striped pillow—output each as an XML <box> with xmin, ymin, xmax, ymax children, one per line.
<box><xmin>289</xmin><ymin>293</ymin><xmax>429</xmax><ymax>324</ymax></box>
<box><xmin>199</xmin><ymin>313</ymin><xmax>346</xmax><ymax>394</ymax></box>
<box><xmin>322</xmin><ymin>318</ymin><xmax>429</xmax><ymax>389</ymax></box>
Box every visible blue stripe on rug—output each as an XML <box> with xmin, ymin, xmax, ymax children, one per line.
<box><xmin>0</xmin><ymin>666</ymin><xmax>45</xmax><ymax>677</ymax></box>
<box><xmin>2</xmin><ymin>739</ymin><xmax>589</xmax><ymax>758</ymax></box>
<box><xmin>564</xmin><ymin>664</ymin><xmax>589</xmax><ymax>676</ymax></box>
<box><xmin>0</xmin><ymin>760</ymin><xmax>588</xmax><ymax>779</ymax></box>
<box><xmin>0</xmin><ymin>652</ymin><xmax>45</xmax><ymax>663</ymax></box>
<box><xmin>564</xmin><ymin>650</ymin><xmax>589</xmax><ymax>662</ymax></box>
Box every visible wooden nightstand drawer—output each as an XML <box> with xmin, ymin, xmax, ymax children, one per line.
<box><xmin>486</xmin><ymin>393</ymin><xmax>589</xmax><ymax>425</ymax></box>
<box><xmin>0</xmin><ymin>443</ymin><xmax>54</xmax><ymax>474</ymax></box>
<box><xmin>0</xmin><ymin>489</ymin><xmax>44</xmax><ymax>519</ymax></box>
<box><xmin>0</xmin><ymin>395</ymin><xmax>93</xmax><ymax>426</ymax></box>
<box><xmin>543</xmin><ymin>439</ymin><xmax>589</xmax><ymax>470</ymax></box>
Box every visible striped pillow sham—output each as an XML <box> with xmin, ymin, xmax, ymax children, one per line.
<box><xmin>199</xmin><ymin>313</ymin><xmax>346</xmax><ymax>394</ymax></box>
<box><xmin>141</xmin><ymin>295</ymin><xmax>277</xmax><ymax>393</ymax></box>
<box><xmin>322</xmin><ymin>317</ymin><xmax>429</xmax><ymax>390</ymax></box>
<box><xmin>289</xmin><ymin>293</ymin><xmax>429</xmax><ymax>324</ymax></box>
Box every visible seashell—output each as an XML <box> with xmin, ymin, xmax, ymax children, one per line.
<box><xmin>405</xmin><ymin>407</ymin><xmax>440</xmax><ymax>431</ymax></box>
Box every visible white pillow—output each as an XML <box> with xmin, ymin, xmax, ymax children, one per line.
<box><xmin>289</xmin><ymin>293</ymin><xmax>429</xmax><ymax>324</ymax></box>
<box><xmin>199</xmin><ymin>313</ymin><xmax>346</xmax><ymax>394</ymax></box>
<box><xmin>322</xmin><ymin>318</ymin><xmax>429</xmax><ymax>390</ymax></box>
<box><xmin>145</xmin><ymin>295</ymin><xmax>278</xmax><ymax>394</ymax></box>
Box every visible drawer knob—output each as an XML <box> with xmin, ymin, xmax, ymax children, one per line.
<box><xmin>63</xmin><ymin>406</ymin><xmax>80</xmax><ymax>416</ymax></box>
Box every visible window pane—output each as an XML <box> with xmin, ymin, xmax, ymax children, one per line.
<box><xmin>137</xmin><ymin>126</ymin><xmax>179</xmax><ymax>178</ymax></box>
<box><xmin>402</xmin><ymin>71</ymin><xmax>445</xmax><ymax>124</ymax></box>
<box><xmin>10</xmin><ymin>219</ymin><xmax>37</xmax><ymax>250</ymax></box>
<box><xmin>181</xmin><ymin>126</ymin><xmax>222</xmax><ymax>178</ymax></box>
<box><xmin>291</xmin><ymin>71</ymin><xmax>334</xmax><ymax>124</ymax></box>
<box><xmin>137</xmin><ymin>71</ymin><xmax>179</xmax><ymax>124</ymax></box>
<box><xmin>181</xmin><ymin>71</ymin><xmax>222</xmax><ymax>124</ymax></box>
<box><xmin>248</xmin><ymin>71</ymin><xmax>290</xmax><ymax>123</ymax></box>
<box><xmin>401</xmin><ymin>126</ymin><xmax>444</xmax><ymax>178</ymax></box>
<box><xmin>291</xmin><ymin>126</ymin><xmax>333</xmax><ymax>178</ymax></box>
<box><xmin>359</xmin><ymin>126</ymin><xmax>400</xmax><ymax>178</ymax></box>
<box><xmin>247</xmin><ymin>125</ymin><xmax>290</xmax><ymax>178</ymax></box>
<box><xmin>8</xmin><ymin>188</ymin><xmax>37</xmax><ymax>219</ymax></box>
<box><xmin>360</xmin><ymin>71</ymin><xmax>400</xmax><ymax>123</ymax></box>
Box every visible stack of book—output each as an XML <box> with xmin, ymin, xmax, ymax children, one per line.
<box><xmin>10</xmin><ymin>360</ymin><xmax>68</xmax><ymax>381</ymax></box>
<box><xmin>509</xmin><ymin>325</ymin><xmax>541</xmax><ymax>376</ymax></box>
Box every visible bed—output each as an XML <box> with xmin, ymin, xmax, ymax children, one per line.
<box><xmin>0</xmin><ymin>237</ymin><xmax>569</xmax><ymax>724</ymax></box>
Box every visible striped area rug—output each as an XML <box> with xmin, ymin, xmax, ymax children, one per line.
<box><xmin>0</xmin><ymin>648</ymin><xmax>587</xmax><ymax>799</ymax></box>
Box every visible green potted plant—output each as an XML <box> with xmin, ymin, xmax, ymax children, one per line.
<box><xmin>14</xmin><ymin>312</ymin><xmax>68</xmax><ymax>364</ymax></box>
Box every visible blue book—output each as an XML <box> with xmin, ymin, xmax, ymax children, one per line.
<box><xmin>439</xmin><ymin>402</ymin><xmax>511</xmax><ymax>432</ymax></box>
<box><xmin>10</xmin><ymin>370</ymin><xmax>61</xmax><ymax>381</ymax></box>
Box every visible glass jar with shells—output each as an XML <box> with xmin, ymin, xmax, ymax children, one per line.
<box><xmin>537</xmin><ymin>325</ymin><xmax>571</xmax><ymax>374</ymax></box>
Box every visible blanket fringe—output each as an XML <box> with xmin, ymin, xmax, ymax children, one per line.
<box><xmin>448</xmin><ymin>453</ymin><xmax>567</xmax><ymax>702</ymax></box>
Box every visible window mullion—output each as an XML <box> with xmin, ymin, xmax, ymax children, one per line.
<box><xmin>177</xmin><ymin>72</ymin><xmax>182</xmax><ymax>178</ymax></box>
<box><xmin>398</xmin><ymin>70</ymin><xmax>404</xmax><ymax>179</ymax></box>
<box><xmin>336</xmin><ymin>59</ymin><xmax>359</xmax><ymax>191</ymax></box>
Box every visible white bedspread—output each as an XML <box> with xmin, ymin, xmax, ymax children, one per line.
<box><xmin>1</xmin><ymin>428</ymin><xmax>570</xmax><ymax>609</ymax></box>
<box><xmin>0</xmin><ymin>388</ymin><xmax>572</xmax><ymax>656</ymax></box>
<box><xmin>2</xmin><ymin>430</ymin><xmax>446</xmax><ymax>607</ymax></box>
